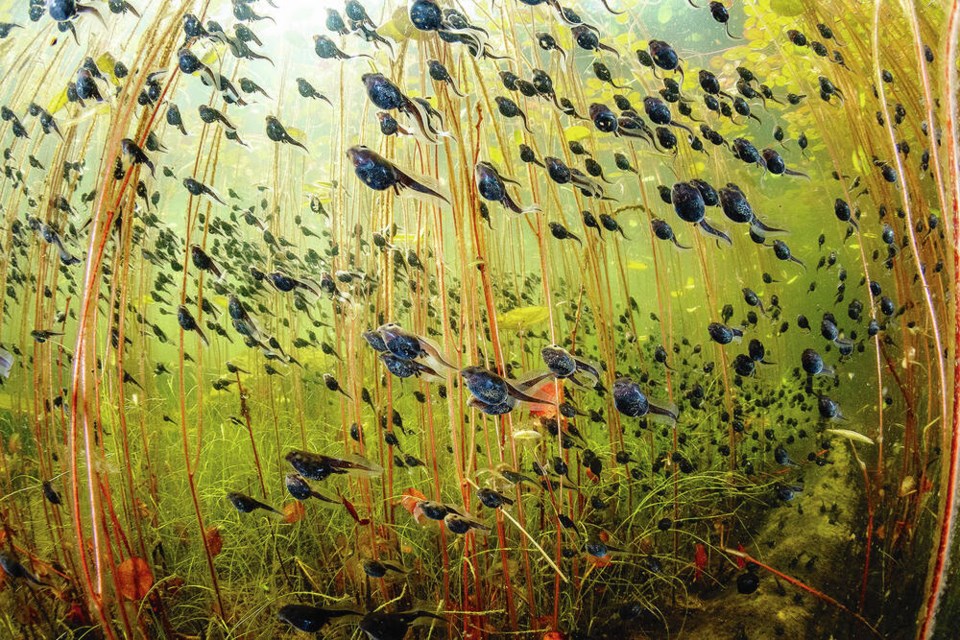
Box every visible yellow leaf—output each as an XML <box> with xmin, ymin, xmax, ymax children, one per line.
<box><xmin>59</xmin><ymin>102</ymin><xmax>111</xmax><ymax>128</ymax></box>
<box><xmin>201</xmin><ymin>44</ymin><xmax>225</xmax><ymax>67</ymax></box>
<box><xmin>285</xmin><ymin>126</ymin><xmax>306</xmax><ymax>141</ymax></box>
<box><xmin>627</xmin><ymin>260</ymin><xmax>648</xmax><ymax>271</ymax></box>
<box><xmin>380</xmin><ymin>5</ymin><xmax>418</xmax><ymax>41</ymax></box>
<box><xmin>770</xmin><ymin>0</ymin><xmax>805</xmax><ymax>16</ymax></box>
<box><xmin>499</xmin><ymin>306</ymin><xmax>550</xmax><ymax>330</ymax></box>
<box><xmin>583</xmin><ymin>78</ymin><xmax>604</xmax><ymax>93</ymax></box>
<box><xmin>48</xmin><ymin>87</ymin><xmax>69</xmax><ymax>115</ymax></box>
<box><xmin>564</xmin><ymin>126</ymin><xmax>591</xmax><ymax>142</ymax></box>
<box><xmin>825</xmin><ymin>428</ymin><xmax>875</xmax><ymax>446</ymax></box>
<box><xmin>657</xmin><ymin>3</ymin><xmax>673</xmax><ymax>24</ymax></box>
<box><xmin>513</xmin><ymin>429</ymin><xmax>543</xmax><ymax>442</ymax></box>
<box><xmin>852</xmin><ymin>150</ymin><xmax>866</xmax><ymax>175</ymax></box>
<box><xmin>95</xmin><ymin>52</ymin><xmax>118</xmax><ymax>85</ymax></box>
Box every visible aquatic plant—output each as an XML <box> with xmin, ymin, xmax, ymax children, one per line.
<box><xmin>0</xmin><ymin>1</ymin><xmax>957</xmax><ymax>639</ymax></box>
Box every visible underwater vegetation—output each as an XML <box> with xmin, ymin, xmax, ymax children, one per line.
<box><xmin>0</xmin><ymin>0</ymin><xmax>958</xmax><ymax>638</ymax></box>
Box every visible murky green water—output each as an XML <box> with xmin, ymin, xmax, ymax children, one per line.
<box><xmin>0</xmin><ymin>1</ymin><xmax>956</xmax><ymax>639</ymax></box>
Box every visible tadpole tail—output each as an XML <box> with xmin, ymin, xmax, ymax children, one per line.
<box><xmin>79</xmin><ymin>5</ymin><xmax>106</xmax><ymax>26</ymax></box>
<box><xmin>448</xmin><ymin>79</ymin><xmax>466</xmax><ymax>97</ymax></box>
<box><xmin>396</xmin><ymin>168</ymin><xmax>450</xmax><ymax>204</ymax></box>
<box><xmin>402</xmin><ymin>98</ymin><xmax>439</xmax><ymax>143</ymax></box>
<box><xmin>599</xmin><ymin>43</ymin><xmax>621</xmax><ymax>58</ymax></box>
<box><xmin>671</xmin><ymin>120</ymin><xmax>695</xmax><ymax>136</ymax></box>
<box><xmin>599</xmin><ymin>0</ymin><xmax>625</xmax><ymax>14</ymax></box>
<box><xmin>519</xmin><ymin>109</ymin><xmax>533</xmax><ymax>134</ymax></box>
<box><xmin>725</xmin><ymin>23</ymin><xmax>742</xmax><ymax>40</ymax></box>
<box><xmin>785</xmin><ymin>168</ymin><xmax>811</xmax><ymax>180</ymax></box>
<box><xmin>699</xmin><ymin>219</ymin><xmax>733</xmax><ymax>246</ymax></box>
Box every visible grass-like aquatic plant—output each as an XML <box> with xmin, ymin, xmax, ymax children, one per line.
<box><xmin>0</xmin><ymin>1</ymin><xmax>957</xmax><ymax>639</ymax></box>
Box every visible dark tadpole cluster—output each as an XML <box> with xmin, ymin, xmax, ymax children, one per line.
<box><xmin>0</xmin><ymin>0</ymin><xmax>947</xmax><ymax>637</ymax></box>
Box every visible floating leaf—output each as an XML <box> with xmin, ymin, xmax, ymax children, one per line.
<box><xmin>285</xmin><ymin>126</ymin><xmax>306</xmax><ymax>142</ymax></box>
<box><xmin>587</xmin><ymin>553</ymin><xmax>612</xmax><ymax>568</ymax></box>
<box><xmin>899</xmin><ymin>475</ymin><xmax>916</xmax><ymax>497</ymax></box>
<box><xmin>583</xmin><ymin>78</ymin><xmax>604</xmax><ymax>93</ymax></box>
<box><xmin>657</xmin><ymin>3</ymin><xmax>673</xmax><ymax>24</ymax></box>
<box><xmin>770</xmin><ymin>0</ymin><xmax>805</xmax><ymax>16</ymax></box>
<box><xmin>488</xmin><ymin>144</ymin><xmax>505</xmax><ymax>166</ymax></box>
<box><xmin>204</xmin><ymin>526</ymin><xmax>223</xmax><ymax>557</ymax></box>
<box><xmin>282</xmin><ymin>501</ymin><xmax>306</xmax><ymax>524</ymax></box>
<box><xmin>513</xmin><ymin>429</ymin><xmax>543</xmax><ymax>442</ymax></box>
<box><xmin>59</xmin><ymin>102</ymin><xmax>112</xmax><ymax>129</ymax></box>
<box><xmin>564</xmin><ymin>125</ymin><xmax>591</xmax><ymax>142</ymax></box>
<box><xmin>401</xmin><ymin>488</ymin><xmax>428</xmax><ymax>524</ymax></box>
<box><xmin>825</xmin><ymin>428</ymin><xmax>875</xmax><ymax>446</ymax></box>
<box><xmin>499</xmin><ymin>306</ymin><xmax>550</xmax><ymax>330</ymax></box>
<box><xmin>117</xmin><ymin>557</ymin><xmax>153</xmax><ymax>601</ymax></box>
<box><xmin>95</xmin><ymin>52</ymin><xmax>118</xmax><ymax>85</ymax></box>
<box><xmin>392</xmin><ymin>233</ymin><xmax>420</xmax><ymax>245</ymax></box>
<box><xmin>47</xmin><ymin>87</ymin><xmax>68</xmax><ymax>115</ymax></box>
<box><xmin>528</xmin><ymin>382</ymin><xmax>559</xmax><ymax>419</ymax></box>
<box><xmin>379</xmin><ymin>5</ymin><xmax>421</xmax><ymax>41</ymax></box>
<box><xmin>200</xmin><ymin>44</ymin><xmax>225</xmax><ymax>67</ymax></box>
<box><xmin>341</xmin><ymin>495</ymin><xmax>370</xmax><ymax>525</ymax></box>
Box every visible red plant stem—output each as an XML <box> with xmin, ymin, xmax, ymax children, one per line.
<box><xmin>852</xmin><ymin>446</ymin><xmax>875</xmax><ymax>614</ymax></box>
<box><xmin>870</xmin><ymin>5</ymin><xmax>954</xmax><ymax>638</ymax></box>
<box><xmin>68</xmin><ymin>48</ymin><xmax>183</xmax><ymax>638</ymax></box>
<box><xmin>918</xmin><ymin>0</ymin><xmax>960</xmax><ymax>637</ymax></box>
<box><xmin>779</xmin><ymin>9</ymin><xmax>899</xmax><ymax>613</ymax></box>
<box><xmin>464</xmin><ymin>101</ymin><xmax>522</xmax><ymax>630</ymax></box>
<box><xmin>235</xmin><ymin>374</ymin><xmax>268</xmax><ymax>499</ymax></box>
<box><xmin>725</xmin><ymin>549</ymin><xmax>880</xmax><ymax>637</ymax></box>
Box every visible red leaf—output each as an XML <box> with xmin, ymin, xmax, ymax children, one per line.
<box><xmin>341</xmin><ymin>495</ymin><xmax>370</xmax><ymax>526</ymax></box>
<box><xmin>117</xmin><ymin>557</ymin><xmax>153</xmax><ymax>600</ymax></box>
<box><xmin>693</xmin><ymin>544</ymin><xmax>707</xmax><ymax>582</ymax></box>
<box><xmin>735</xmin><ymin>544</ymin><xmax>746</xmax><ymax>570</ymax></box>
<box><xmin>204</xmin><ymin>526</ymin><xmax>223</xmax><ymax>558</ymax></box>
<box><xmin>401</xmin><ymin>488</ymin><xmax>428</xmax><ymax>524</ymax></box>
<box><xmin>528</xmin><ymin>383</ymin><xmax>559</xmax><ymax>419</ymax></box>
<box><xmin>587</xmin><ymin>554</ymin><xmax>612</xmax><ymax>568</ymax></box>
<box><xmin>283</xmin><ymin>501</ymin><xmax>306</xmax><ymax>524</ymax></box>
